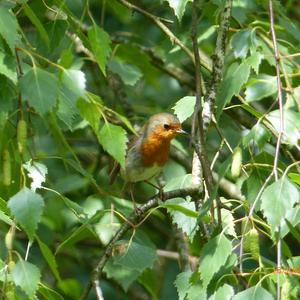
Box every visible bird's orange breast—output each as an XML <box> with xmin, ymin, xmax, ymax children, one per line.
<box><xmin>140</xmin><ymin>127</ymin><xmax>173</xmax><ymax>167</ymax></box>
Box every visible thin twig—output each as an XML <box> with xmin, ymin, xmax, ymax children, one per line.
<box><xmin>94</xmin><ymin>279</ymin><xmax>104</xmax><ymax>300</ymax></box>
<box><xmin>239</xmin><ymin>3</ymin><xmax>286</xmax><ymax>282</ymax></box>
<box><xmin>116</xmin><ymin>0</ymin><xmax>212</xmax><ymax>71</ymax></box>
<box><xmin>268</xmin><ymin>1</ymin><xmax>284</xmax><ymax>299</ymax></box>
<box><xmin>80</xmin><ymin>187</ymin><xmax>199</xmax><ymax>300</ymax></box>
<box><xmin>269</xmin><ymin>1</ymin><xmax>284</xmax><ymax>182</ymax></box>
<box><xmin>157</xmin><ymin>249</ymin><xmax>198</xmax><ymax>269</ymax></box>
<box><xmin>15</xmin><ymin>48</ymin><xmax>24</xmax><ymax>121</ymax></box>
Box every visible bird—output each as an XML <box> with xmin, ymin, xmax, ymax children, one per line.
<box><xmin>109</xmin><ymin>112</ymin><xmax>186</xmax><ymax>208</ymax></box>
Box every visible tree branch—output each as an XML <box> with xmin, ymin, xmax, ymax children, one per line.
<box><xmin>203</xmin><ymin>0</ymin><xmax>232</xmax><ymax>132</ymax></box>
<box><xmin>80</xmin><ymin>187</ymin><xmax>199</xmax><ymax>300</ymax></box>
<box><xmin>191</xmin><ymin>0</ymin><xmax>232</xmax><ymax>224</ymax></box>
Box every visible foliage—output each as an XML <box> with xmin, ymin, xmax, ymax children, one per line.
<box><xmin>0</xmin><ymin>0</ymin><xmax>299</xmax><ymax>299</ymax></box>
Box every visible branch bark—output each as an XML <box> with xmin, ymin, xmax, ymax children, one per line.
<box><xmin>80</xmin><ymin>187</ymin><xmax>199</xmax><ymax>299</ymax></box>
<box><xmin>191</xmin><ymin>0</ymin><xmax>232</xmax><ymax>224</ymax></box>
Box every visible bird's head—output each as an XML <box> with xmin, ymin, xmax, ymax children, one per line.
<box><xmin>143</xmin><ymin>113</ymin><xmax>186</xmax><ymax>141</ymax></box>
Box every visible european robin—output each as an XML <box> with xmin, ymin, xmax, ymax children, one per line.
<box><xmin>110</xmin><ymin>113</ymin><xmax>186</xmax><ymax>200</ymax></box>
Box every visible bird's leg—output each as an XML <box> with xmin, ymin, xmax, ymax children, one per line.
<box><xmin>129</xmin><ymin>183</ymin><xmax>142</xmax><ymax>215</ymax></box>
<box><xmin>144</xmin><ymin>180</ymin><xmax>165</xmax><ymax>201</ymax></box>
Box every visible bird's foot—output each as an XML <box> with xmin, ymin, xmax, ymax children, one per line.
<box><xmin>132</xmin><ymin>200</ymin><xmax>143</xmax><ymax>216</ymax></box>
<box><xmin>158</xmin><ymin>186</ymin><xmax>165</xmax><ymax>201</ymax></box>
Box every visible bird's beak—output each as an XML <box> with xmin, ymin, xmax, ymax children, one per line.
<box><xmin>176</xmin><ymin>128</ymin><xmax>188</xmax><ymax>134</ymax></box>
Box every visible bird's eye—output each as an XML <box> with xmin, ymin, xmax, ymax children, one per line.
<box><xmin>164</xmin><ymin>124</ymin><xmax>170</xmax><ymax>130</ymax></box>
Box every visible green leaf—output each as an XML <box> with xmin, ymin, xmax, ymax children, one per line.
<box><xmin>172</xmin><ymin>96</ymin><xmax>196</xmax><ymax>123</ymax></box>
<box><xmin>77</xmin><ymin>96</ymin><xmax>101</xmax><ymax>132</ymax></box>
<box><xmin>187</xmin><ymin>284</ymin><xmax>207</xmax><ymax>300</ymax></box>
<box><xmin>60</xmin><ymin>69</ymin><xmax>86</xmax><ymax>99</ymax></box>
<box><xmin>279</xmin><ymin>17</ymin><xmax>300</xmax><ymax>41</ymax></box>
<box><xmin>22</xmin><ymin>3</ymin><xmax>49</xmax><ymax>46</ymax></box>
<box><xmin>198</xmin><ymin>233</ymin><xmax>232</xmax><ymax>289</ymax></box>
<box><xmin>232</xmin><ymin>286</ymin><xmax>273</xmax><ymax>300</ymax></box>
<box><xmin>198</xmin><ymin>25</ymin><xmax>217</xmax><ymax>43</ymax></box>
<box><xmin>36</xmin><ymin>237</ymin><xmax>61</xmax><ymax>281</ymax></box>
<box><xmin>0</xmin><ymin>75</ymin><xmax>16</xmax><ymax>112</ymax></box>
<box><xmin>23</xmin><ymin>160</ymin><xmax>48</xmax><ymax>191</ymax></box>
<box><xmin>57</xmin><ymin>278</ymin><xmax>81</xmax><ymax>299</ymax></box>
<box><xmin>0</xmin><ymin>6</ymin><xmax>19</xmax><ymax>52</ymax></box>
<box><xmin>0</xmin><ymin>210</ymin><xmax>14</xmax><ymax>226</ymax></box>
<box><xmin>285</xmin><ymin>219</ymin><xmax>300</xmax><ymax>244</ymax></box>
<box><xmin>104</xmin><ymin>233</ymin><xmax>157</xmax><ymax>291</ymax></box>
<box><xmin>0</xmin><ymin>197</ymin><xmax>10</xmax><ymax>215</ymax></box>
<box><xmin>245</xmin><ymin>74</ymin><xmax>277</xmax><ymax>102</ymax></box>
<box><xmin>58</xmin><ymin>69</ymin><xmax>86</xmax><ymax>129</ymax></box>
<box><xmin>11</xmin><ymin>259</ymin><xmax>41</xmax><ymax>299</ymax></box>
<box><xmin>164</xmin><ymin>198</ymin><xmax>198</xmax><ymax>240</ymax></box>
<box><xmin>94</xmin><ymin>212</ymin><xmax>120</xmax><ymax>245</ymax></box>
<box><xmin>231</xmin><ymin>29</ymin><xmax>253</xmax><ymax>59</ymax></box>
<box><xmin>261</xmin><ymin>177</ymin><xmax>299</xmax><ymax>235</ymax></box>
<box><xmin>115</xmin><ymin>239</ymin><xmax>157</xmax><ymax>271</ymax></box>
<box><xmin>216</xmin><ymin>62</ymin><xmax>251</xmax><ymax>118</ymax></box>
<box><xmin>64</xmin><ymin>158</ymin><xmax>103</xmax><ymax>194</ymax></box>
<box><xmin>88</xmin><ymin>25</ymin><xmax>111</xmax><ymax>76</ymax></box>
<box><xmin>8</xmin><ymin>187</ymin><xmax>44</xmax><ymax>240</ymax></box>
<box><xmin>209</xmin><ymin>284</ymin><xmax>234</xmax><ymax>300</ymax></box>
<box><xmin>108</xmin><ymin>59</ymin><xmax>142</xmax><ymax>86</ymax></box>
<box><xmin>165</xmin><ymin>0</ymin><xmax>192</xmax><ymax>21</ymax></box>
<box><xmin>38</xmin><ymin>284</ymin><xmax>64</xmax><ymax>300</ymax></box>
<box><xmin>280</xmin><ymin>205</ymin><xmax>300</xmax><ymax>238</ymax></box>
<box><xmin>0</xmin><ymin>50</ymin><xmax>17</xmax><ymax>84</ymax></box>
<box><xmin>164</xmin><ymin>174</ymin><xmax>193</xmax><ymax>192</ymax></box>
<box><xmin>55</xmin><ymin>220</ymin><xmax>97</xmax><ymax>254</ymax></box>
<box><xmin>286</xmin><ymin>85</ymin><xmax>300</xmax><ymax>109</ymax></box>
<box><xmin>20</xmin><ymin>67</ymin><xmax>59</xmax><ymax>115</ymax></box>
<box><xmin>55</xmin><ymin>209</ymin><xmax>102</xmax><ymax>253</ymax></box>
<box><xmin>289</xmin><ymin>173</ymin><xmax>300</xmax><ymax>186</ymax></box>
<box><xmin>138</xmin><ymin>269</ymin><xmax>159</xmax><ymax>300</ymax></box>
<box><xmin>161</xmin><ymin>202</ymin><xmax>198</xmax><ymax>218</ymax></box>
<box><xmin>104</xmin><ymin>259</ymin><xmax>140</xmax><ymax>291</ymax></box>
<box><xmin>242</xmin><ymin>168</ymin><xmax>268</xmax><ymax>206</ymax></box>
<box><xmin>245</xmin><ymin>51</ymin><xmax>263</xmax><ymax>74</ymax></box>
<box><xmin>98</xmin><ymin>123</ymin><xmax>128</xmax><ymax>168</ymax></box>
<box><xmin>174</xmin><ymin>270</ymin><xmax>192</xmax><ymax>300</ymax></box>
<box><xmin>240</xmin><ymin>103</ymin><xmax>264</xmax><ymax>119</ymax></box>
<box><xmin>242</xmin><ymin>123</ymin><xmax>271</xmax><ymax>150</ymax></box>
<box><xmin>267</xmin><ymin>109</ymin><xmax>300</xmax><ymax>146</ymax></box>
<box><xmin>60</xmin><ymin>195</ymin><xmax>87</xmax><ymax>219</ymax></box>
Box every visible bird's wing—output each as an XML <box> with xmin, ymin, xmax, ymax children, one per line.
<box><xmin>109</xmin><ymin>130</ymin><xmax>142</xmax><ymax>185</ymax></box>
